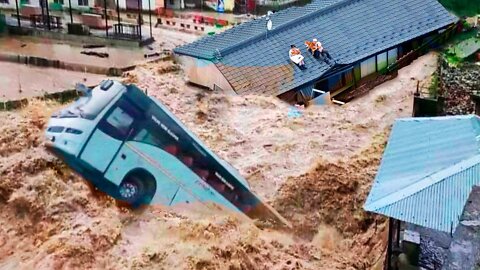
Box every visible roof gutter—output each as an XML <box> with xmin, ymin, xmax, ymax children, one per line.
<box><xmin>172</xmin><ymin>49</ymin><xmax>216</xmax><ymax>61</ymax></box>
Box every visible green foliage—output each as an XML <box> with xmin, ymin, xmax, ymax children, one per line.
<box><xmin>443</xmin><ymin>29</ymin><xmax>479</xmax><ymax>65</ymax></box>
<box><xmin>438</xmin><ymin>0</ymin><xmax>480</xmax><ymax>17</ymax></box>
<box><xmin>428</xmin><ymin>72</ymin><xmax>439</xmax><ymax>98</ymax></box>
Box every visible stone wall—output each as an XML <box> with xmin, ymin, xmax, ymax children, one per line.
<box><xmin>439</xmin><ymin>59</ymin><xmax>480</xmax><ymax>115</ymax></box>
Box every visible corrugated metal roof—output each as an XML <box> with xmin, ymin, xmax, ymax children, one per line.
<box><xmin>364</xmin><ymin>115</ymin><xmax>480</xmax><ymax>233</ymax></box>
<box><xmin>174</xmin><ymin>0</ymin><xmax>457</xmax><ymax>96</ymax></box>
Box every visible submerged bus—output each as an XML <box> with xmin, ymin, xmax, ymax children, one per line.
<box><xmin>45</xmin><ymin>80</ymin><xmax>288</xmax><ymax>225</ymax></box>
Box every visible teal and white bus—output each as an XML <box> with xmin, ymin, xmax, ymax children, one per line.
<box><xmin>45</xmin><ymin>80</ymin><xmax>287</xmax><ymax>225</ymax></box>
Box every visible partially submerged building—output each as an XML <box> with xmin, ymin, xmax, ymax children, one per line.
<box><xmin>173</xmin><ymin>0</ymin><xmax>457</xmax><ymax>104</ymax></box>
<box><xmin>364</xmin><ymin>115</ymin><xmax>480</xmax><ymax>269</ymax></box>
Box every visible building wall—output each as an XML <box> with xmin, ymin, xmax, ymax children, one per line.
<box><xmin>117</xmin><ymin>0</ymin><xmax>155</xmax><ymax>10</ymax></box>
<box><xmin>176</xmin><ymin>55</ymin><xmax>236</xmax><ymax>95</ymax></box>
<box><xmin>0</xmin><ymin>0</ymin><xmax>40</xmax><ymax>9</ymax></box>
<box><xmin>64</xmin><ymin>0</ymin><xmax>95</xmax><ymax>9</ymax></box>
<box><xmin>0</xmin><ymin>1</ymin><xmax>16</xmax><ymax>9</ymax></box>
<box><xmin>165</xmin><ymin>0</ymin><xmax>182</xmax><ymax>9</ymax></box>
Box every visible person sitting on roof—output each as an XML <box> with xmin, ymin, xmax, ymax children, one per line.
<box><xmin>306</xmin><ymin>38</ymin><xmax>334</xmax><ymax>64</ymax></box>
<box><xmin>289</xmin><ymin>45</ymin><xmax>306</xmax><ymax>70</ymax></box>
<box><xmin>305</xmin><ymin>40</ymin><xmax>319</xmax><ymax>58</ymax></box>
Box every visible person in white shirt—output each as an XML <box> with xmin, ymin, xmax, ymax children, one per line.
<box><xmin>289</xmin><ymin>44</ymin><xmax>307</xmax><ymax>70</ymax></box>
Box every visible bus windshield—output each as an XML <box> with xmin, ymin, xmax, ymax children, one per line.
<box><xmin>58</xmin><ymin>86</ymin><xmax>122</xmax><ymax>120</ymax></box>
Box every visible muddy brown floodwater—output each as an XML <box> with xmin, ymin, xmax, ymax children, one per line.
<box><xmin>0</xmin><ymin>27</ymin><xmax>438</xmax><ymax>269</ymax></box>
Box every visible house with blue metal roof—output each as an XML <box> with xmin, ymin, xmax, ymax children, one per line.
<box><xmin>364</xmin><ymin>115</ymin><xmax>480</xmax><ymax>268</ymax></box>
<box><xmin>173</xmin><ymin>0</ymin><xmax>457</xmax><ymax>103</ymax></box>
<box><xmin>364</xmin><ymin>115</ymin><xmax>480</xmax><ymax>233</ymax></box>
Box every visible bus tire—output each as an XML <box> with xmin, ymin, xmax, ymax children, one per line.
<box><xmin>118</xmin><ymin>173</ymin><xmax>155</xmax><ymax>208</ymax></box>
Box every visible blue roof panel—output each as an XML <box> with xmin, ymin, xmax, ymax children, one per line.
<box><xmin>364</xmin><ymin>115</ymin><xmax>480</xmax><ymax>232</ymax></box>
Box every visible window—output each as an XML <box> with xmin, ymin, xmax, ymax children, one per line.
<box><xmin>328</xmin><ymin>73</ymin><xmax>342</xmax><ymax>91</ymax></box>
<box><xmin>98</xmin><ymin>97</ymin><xmax>142</xmax><ymax>141</ymax></box>
<box><xmin>133</xmin><ymin>125</ymin><xmax>171</xmax><ymax>149</ymax></box>
<box><xmin>169</xmin><ymin>0</ymin><xmax>174</xmax><ymax>5</ymax></box>
<box><xmin>68</xmin><ymin>85</ymin><xmax>122</xmax><ymax>120</ymax></box>
<box><xmin>0</xmin><ymin>0</ymin><xmax>9</xmax><ymax>4</ymax></box>
<box><xmin>388</xmin><ymin>48</ymin><xmax>398</xmax><ymax>66</ymax></box>
<box><xmin>53</xmin><ymin>0</ymin><xmax>64</xmax><ymax>4</ymax></box>
<box><xmin>78</xmin><ymin>0</ymin><xmax>88</xmax><ymax>6</ymax></box>
<box><xmin>106</xmin><ymin>107</ymin><xmax>134</xmax><ymax>137</ymax></box>
<box><xmin>360</xmin><ymin>56</ymin><xmax>376</xmax><ymax>78</ymax></box>
<box><xmin>376</xmin><ymin>52</ymin><xmax>388</xmax><ymax>71</ymax></box>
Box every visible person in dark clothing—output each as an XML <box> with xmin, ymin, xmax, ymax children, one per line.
<box><xmin>306</xmin><ymin>38</ymin><xmax>335</xmax><ymax>65</ymax></box>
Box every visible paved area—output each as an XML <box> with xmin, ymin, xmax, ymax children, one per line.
<box><xmin>0</xmin><ymin>62</ymin><xmax>108</xmax><ymax>101</ymax></box>
<box><xmin>0</xmin><ymin>36</ymin><xmax>146</xmax><ymax>68</ymax></box>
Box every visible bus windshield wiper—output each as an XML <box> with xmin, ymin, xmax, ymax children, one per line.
<box><xmin>76</xmin><ymin>106</ymin><xmax>86</xmax><ymax>118</ymax></box>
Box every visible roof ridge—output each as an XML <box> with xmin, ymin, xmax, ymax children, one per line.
<box><xmin>397</xmin><ymin>115</ymin><xmax>476</xmax><ymax>122</ymax></box>
<box><xmin>218</xmin><ymin>0</ymin><xmax>356</xmax><ymax>58</ymax></box>
<box><xmin>365</xmin><ymin>154</ymin><xmax>480</xmax><ymax>212</ymax></box>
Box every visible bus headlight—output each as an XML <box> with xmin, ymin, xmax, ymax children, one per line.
<box><xmin>65</xmin><ymin>128</ymin><xmax>83</xmax><ymax>135</ymax></box>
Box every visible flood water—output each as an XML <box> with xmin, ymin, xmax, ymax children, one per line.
<box><xmin>0</xmin><ymin>61</ymin><xmax>108</xmax><ymax>101</ymax></box>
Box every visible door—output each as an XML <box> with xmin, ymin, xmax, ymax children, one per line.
<box><xmin>80</xmin><ymin>97</ymin><xmax>142</xmax><ymax>173</ymax></box>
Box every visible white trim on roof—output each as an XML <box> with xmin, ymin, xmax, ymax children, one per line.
<box><xmin>397</xmin><ymin>115</ymin><xmax>478</xmax><ymax>122</ymax></box>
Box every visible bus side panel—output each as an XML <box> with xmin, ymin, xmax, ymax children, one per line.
<box><xmin>121</xmin><ymin>141</ymin><xmax>239</xmax><ymax>210</ymax></box>
<box><xmin>104</xmin><ymin>142</ymin><xmax>180</xmax><ymax>205</ymax></box>
<box><xmin>169</xmin><ymin>188</ymin><xmax>240</xmax><ymax>213</ymax></box>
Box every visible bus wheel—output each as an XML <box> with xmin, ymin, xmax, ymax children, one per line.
<box><xmin>118</xmin><ymin>175</ymin><xmax>146</xmax><ymax>207</ymax></box>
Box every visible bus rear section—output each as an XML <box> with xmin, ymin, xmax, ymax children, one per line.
<box><xmin>45</xmin><ymin>80</ymin><xmax>290</xmax><ymax>227</ymax></box>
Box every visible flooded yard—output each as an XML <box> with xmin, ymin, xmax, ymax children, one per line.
<box><xmin>0</xmin><ymin>36</ymin><xmax>145</xmax><ymax>68</ymax></box>
<box><xmin>0</xmin><ymin>62</ymin><xmax>107</xmax><ymax>101</ymax></box>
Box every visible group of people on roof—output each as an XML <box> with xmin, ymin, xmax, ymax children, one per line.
<box><xmin>289</xmin><ymin>38</ymin><xmax>334</xmax><ymax>70</ymax></box>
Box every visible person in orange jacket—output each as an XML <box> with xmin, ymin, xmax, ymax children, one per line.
<box><xmin>306</xmin><ymin>38</ymin><xmax>334</xmax><ymax>64</ymax></box>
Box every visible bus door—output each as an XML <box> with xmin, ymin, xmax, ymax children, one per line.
<box><xmin>79</xmin><ymin>96</ymin><xmax>142</xmax><ymax>173</ymax></box>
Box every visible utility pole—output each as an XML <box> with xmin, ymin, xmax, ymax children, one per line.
<box><xmin>104</xmin><ymin>0</ymin><xmax>108</xmax><ymax>36</ymax></box>
<box><xmin>45</xmin><ymin>0</ymin><xmax>51</xmax><ymax>30</ymax></box>
<box><xmin>116</xmin><ymin>0</ymin><xmax>121</xmax><ymax>25</ymax></box>
<box><xmin>14</xmin><ymin>0</ymin><xmax>20</xmax><ymax>27</ymax></box>
<box><xmin>137</xmin><ymin>0</ymin><xmax>142</xmax><ymax>39</ymax></box>
<box><xmin>148</xmin><ymin>0</ymin><xmax>152</xmax><ymax>38</ymax></box>
<box><xmin>68</xmin><ymin>0</ymin><xmax>73</xmax><ymax>24</ymax></box>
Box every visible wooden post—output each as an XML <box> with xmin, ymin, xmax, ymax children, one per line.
<box><xmin>471</xmin><ymin>94</ymin><xmax>480</xmax><ymax>116</ymax></box>
<box><xmin>386</xmin><ymin>218</ymin><xmax>393</xmax><ymax>270</ymax></box>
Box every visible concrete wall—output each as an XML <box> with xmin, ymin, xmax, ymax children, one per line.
<box><xmin>176</xmin><ymin>55</ymin><xmax>235</xmax><ymax>95</ymax></box>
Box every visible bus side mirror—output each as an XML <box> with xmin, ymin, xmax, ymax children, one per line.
<box><xmin>75</xmin><ymin>83</ymin><xmax>92</xmax><ymax>97</ymax></box>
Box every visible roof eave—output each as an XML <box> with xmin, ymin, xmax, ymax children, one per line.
<box><xmin>172</xmin><ymin>50</ymin><xmax>215</xmax><ymax>61</ymax></box>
